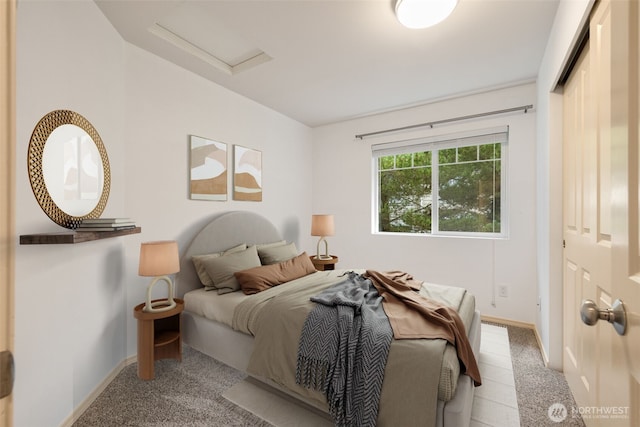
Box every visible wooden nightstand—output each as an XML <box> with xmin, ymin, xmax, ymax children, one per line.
<box><xmin>133</xmin><ymin>298</ymin><xmax>183</xmax><ymax>380</ymax></box>
<box><xmin>310</xmin><ymin>255</ymin><xmax>338</xmax><ymax>271</ymax></box>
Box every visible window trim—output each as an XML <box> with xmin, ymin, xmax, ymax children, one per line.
<box><xmin>371</xmin><ymin>126</ymin><xmax>509</xmax><ymax>238</ymax></box>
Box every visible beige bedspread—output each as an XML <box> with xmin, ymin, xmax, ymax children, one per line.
<box><xmin>232</xmin><ymin>269</ymin><xmax>470</xmax><ymax>427</ymax></box>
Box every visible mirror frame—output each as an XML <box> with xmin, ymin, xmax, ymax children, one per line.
<box><xmin>27</xmin><ymin>110</ymin><xmax>111</xmax><ymax>229</ymax></box>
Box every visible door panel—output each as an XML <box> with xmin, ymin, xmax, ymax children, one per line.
<box><xmin>563</xmin><ymin>1</ymin><xmax>639</xmax><ymax>426</ymax></box>
<box><xmin>563</xmin><ymin>41</ymin><xmax>599</xmax><ymax>424</ymax></box>
<box><xmin>0</xmin><ymin>1</ymin><xmax>15</xmax><ymax>426</ymax></box>
<box><xmin>608</xmin><ymin>0</ymin><xmax>640</xmax><ymax>425</ymax></box>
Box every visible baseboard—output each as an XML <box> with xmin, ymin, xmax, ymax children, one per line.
<box><xmin>531</xmin><ymin>327</ymin><xmax>549</xmax><ymax>366</ymax></box>
<box><xmin>480</xmin><ymin>315</ymin><xmax>549</xmax><ymax>367</ymax></box>
<box><xmin>59</xmin><ymin>355</ymin><xmax>137</xmax><ymax>427</ymax></box>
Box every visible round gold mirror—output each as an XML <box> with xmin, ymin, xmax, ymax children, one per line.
<box><xmin>27</xmin><ymin>110</ymin><xmax>111</xmax><ymax>229</ymax></box>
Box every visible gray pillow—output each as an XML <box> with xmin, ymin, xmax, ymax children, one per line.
<box><xmin>256</xmin><ymin>240</ymin><xmax>286</xmax><ymax>250</ymax></box>
<box><xmin>203</xmin><ymin>245</ymin><xmax>261</xmax><ymax>294</ymax></box>
<box><xmin>192</xmin><ymin>243</ymin><xmax>247</xmax><ymax>289</ymax></box>
<box><xmin>258</xmin><ymin>242</ymin><xmax>298</xmax><ymax>265</ymax></box>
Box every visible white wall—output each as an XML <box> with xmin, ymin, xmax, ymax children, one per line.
<box><xmin>15</xmin><ymin>1</ymin><xmax>313</xmax><ymax>426</ymax></box>
<box><xmin>535</xmin><ymin>0</ymin><xmax>593</xmax><ymax>369</ymax></box>
<box><xmin>122</xmin><ymin>44</ymin><xmax>314</xmax><ymax>357</ymax></box>
<box><xmin>311</xmin><ymin>83</ymin><xmax>538</xmax><ymax>324</ymax></box>
<box><xmin>16</xmin><ymin>2</ymin><xmax>127</xmax><ymax>426</ymax></box>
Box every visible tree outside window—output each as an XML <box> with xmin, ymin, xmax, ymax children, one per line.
<box><xmin>375</xmin><ymin>131</ymin><xmax>506</xmax><ymax>236</ymax></box>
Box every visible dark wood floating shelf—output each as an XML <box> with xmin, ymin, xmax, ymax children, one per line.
<box><xmin>20</xmin><ymin>227</ymin><xmax>141</xmax><ymax>245</ymax></box>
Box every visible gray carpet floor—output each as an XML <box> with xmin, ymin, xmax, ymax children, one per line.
<box><xmin>73</xmin><ymin>347</ymin><xmax>270</xmax><ymax>427</ymax></box>
<box><xmin>73</xmin><ymin>324</ymin><xmax>584</xmax><ymax>427</ymax></box>
<box><xmin>504</xmin><ymin>324</ymin><xmax>585</xmax><ymax>427</ymax></box>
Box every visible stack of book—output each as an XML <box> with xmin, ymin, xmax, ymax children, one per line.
<box><xmin>77</xmin><ymin>218</ymin><xmax>137</xmax><ymax>232</ymax></box>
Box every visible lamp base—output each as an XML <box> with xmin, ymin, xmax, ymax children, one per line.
<box><xmin>143</xmin><ymin>299</ymin><xmax>177</xmax><ymax>313</ymax></box>
<box><xmin>143</xmin><ymin>276</ymin><xmax>176</xmax><ymax>312</ymax></box>
<box><xmin>315</xmin><ymin>237</ymin><xmax>332</xmax><ymax>261</ymax></box>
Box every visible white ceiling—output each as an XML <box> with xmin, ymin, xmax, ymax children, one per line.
<box><xmin>95</xmin><ymin>0</ymin><xmax>559</xmax><ymax>127</ymax></box>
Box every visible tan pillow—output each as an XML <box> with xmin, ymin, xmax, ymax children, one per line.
<box><xmin>192</xmin><ymin>243</ymin><xmax>247</xmax><ymax>289</ymax></box>
<box><xmin>203</xmin><ymin>245</ymin><xmax>261</xmax><ymax>294</ymax></box>
<box><xmin>235</xmin><ymin>252</ymin><xmax>316</xmax><ymax>295</ymax></box>
<box><xmin>258</xmin><ymin>242</ymin><xmax>298</xmax><ymax>265</ymax></box>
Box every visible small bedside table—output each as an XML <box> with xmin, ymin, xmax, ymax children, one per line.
<box><xmin>310</xmin><ymin>255</ymin><xmax>339</xmax><ymax>271</ymax></box>
<box><xmin>133</xmin><ymin>298</ymin><xmax>184</xmax><ymax>380</ymax></box>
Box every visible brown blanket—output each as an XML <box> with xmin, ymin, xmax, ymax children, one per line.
<box><xmin>365</xmin><ymin>270</ymin><xmax>482</xmax><ymax>386</ymax></box>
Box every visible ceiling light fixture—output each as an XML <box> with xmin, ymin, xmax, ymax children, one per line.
<box><xmin>395</xmin><ymin>0</ymin><xmax>458</xmax><ymax>29</ymax></box>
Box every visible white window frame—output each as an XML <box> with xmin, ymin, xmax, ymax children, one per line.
<box><xmin>372</xmin><ymin>126</ymin><xmax>509</xmax><ymax>238</ymax></box>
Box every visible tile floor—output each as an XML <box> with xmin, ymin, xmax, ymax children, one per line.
<box><xmin>472</xmin><ymin>323</ymin><xmax>521</xmax><ymax>427</ymax></box>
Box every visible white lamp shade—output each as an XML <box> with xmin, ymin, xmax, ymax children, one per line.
<box><xmin>138</xmin><ymin>240</ymin><xmax>180</xmax><ymax>277</ymax></box>
<box><xmin>311</xmin><ymin>215</ymin><xmax>335</xmax><ymax>237</ymax></box>
<box><xmin>395</xmin><ymin>0</ymin><xmax>458</xmax><ymax>29</ymax></box>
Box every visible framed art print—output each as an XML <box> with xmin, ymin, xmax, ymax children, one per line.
<box><xmin>189</xmin><ymin>135</ymin><xmax>227</xmax><ymax>201</ymax></box>
<box><xmin>233</xmin><ymin>145</ymin><xmax>262</xmax><ymax>201</ymax></box>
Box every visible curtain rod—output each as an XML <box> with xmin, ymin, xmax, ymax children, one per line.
<box><xmin>355</xmin><ymin>104</ymin><xmax>533</xmax><ymax>140</ymax></box>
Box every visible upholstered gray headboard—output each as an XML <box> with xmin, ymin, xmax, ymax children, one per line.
<box><xmin>176</xmin><ymin>211</ymin><xmax>282</xmax><ymax>298</ymax></box>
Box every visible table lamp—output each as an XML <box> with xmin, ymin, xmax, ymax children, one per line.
<box><xmin>311</xmin><ymin>214</ymin><xmax>334</xmax><ymax>260</ymax></box>
<box><xmin>138</xmin><ymin>240</ymin><xmax>180</xmax><ymax>312</ymax></box>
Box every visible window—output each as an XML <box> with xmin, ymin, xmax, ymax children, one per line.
<box><xmin>373</xmin><ymin>128</ymin><xmax>507</xmax><ymax>236</ymax></box>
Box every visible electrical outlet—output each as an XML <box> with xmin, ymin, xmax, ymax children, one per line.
<box><xmin>498</xmin><ymin>285</ymin><xmax>509</xmax><ymax>298</ymax></box>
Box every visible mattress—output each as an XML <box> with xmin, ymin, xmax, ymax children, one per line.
<box><xmin>184</xmin><ymin>269</ymin><xmax>476</xmax><ymax>402</ymax></box>
<box><xmin>184</xmin><ymin>287</ymin><xmax>245</xmax><ymax>326</ymax></box>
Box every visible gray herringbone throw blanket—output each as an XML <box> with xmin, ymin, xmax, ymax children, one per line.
<box><xmin>295</xmin><ymin>272</ymin><xmax>393</xmax><ymax>427</ymax></box>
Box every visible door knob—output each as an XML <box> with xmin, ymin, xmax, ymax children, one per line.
<box><xmin>580</xmin><ymin>299</ymin><xmax>627</xmax><ymax>336</ymax></box>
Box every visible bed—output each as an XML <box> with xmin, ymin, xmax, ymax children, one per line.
<box><xmin>176</xmin><ymin>211</ymin><xmax>481</xmax><ymax>427</ymax></box>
